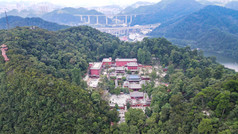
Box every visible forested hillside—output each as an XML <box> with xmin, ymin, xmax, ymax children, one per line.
<box><xmin>0</xmin><ymin>26</ymin><xmax>237</xmax><ymax>133</ymax></box>
<box><xmin>124</xmin><ymin>0</ymin><xmax>203</xmax><ymax>25</ymax></box>
<box><xmin>0</xmin><ymin>26</ymin><xmax>120</xmax><ymax>133</ymax></box>
<box><xmin>150</xmin><ymin>5</ymin><xmax>238</xmax><ymax>60</ymax></box>
<box><xmin>0</xmin><ymin>16</ymin><xmax>69</xmax><ymax>31</ymax></box>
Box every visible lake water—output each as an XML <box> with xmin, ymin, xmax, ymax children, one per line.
<box><xmin>204</xmin><ymin>51</ymin><xmax>238</xmax><ymax>72</ymax></box>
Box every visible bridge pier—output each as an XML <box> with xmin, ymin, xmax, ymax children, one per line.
<box><xmin>74</xmin><ymin>14</ymin><xmax>138</xmax><ymax>25</ymax></box>
<box><xmin>96</xmin><ymin>15</ymin><xmax>99</xmax><ymax>25</ymax></box>
<box><xmin>88</xmin><ymin>15</ymin><xmax>90</xmax><ymax>24</ymax></box>
<box><xmin>106</xmin><ymin>16</ymin><xmax>108</xmax><ymax>25</ymax></box>
<box><xmin>130</xmin><ymin>15</ymin><xmax>132</xmax><ymax>24</ymax></box>
<box><xmin>125</xmin><ymin>15</ymin><xmax>127</xmax><ymax>25</ymax></box>
<box><xmin>116</xmin><ymin>15</ymin><xmax>118</xmax><ymax>24</ymax></box>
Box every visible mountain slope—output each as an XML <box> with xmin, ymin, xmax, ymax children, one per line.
<box><xmin>0</xmin><ymin>16</ymin><xmax>69</xmax><ymax>31</ymax></box>
<box><xmin>121</xmin><ymin>1</ymin><xmax>154</xmax><ymax>14</ymax></box>
<box><xmin>123</xmin><ymin>0</ymin><xmax>203</xmax><ymax>25</ymax></box>
<box><xmin>0</xmin><ymin>26</ymin><xmax>121</xmax><ymax>133</ymax></box>
<box><xmin>42</xmin><ymin>7</ymin><xmax>106</xmax><ymax>25</ymax></box>
<box><xmin>149</xmin><ymin>5</ymin><xmax>238</xmax><ymax>59</ymax></box>
<box><xmin>0</xmin><ymin>26</ymin><xmax>237</xmax><ymax>133</ymax></box>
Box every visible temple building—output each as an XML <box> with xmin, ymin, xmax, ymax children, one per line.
<box><xmin>102</xmin><ymin>57</ymin><xmax>112</xmax><ymax>67</ymax></box>
<box><xmin>115</xmin><ymin>58</ymin><xmax>137</xmax><ymax>67</ymax></box>
<box><xmin>127</xmin><ymin>62</ymin><xmax>138</xmax><ymax>71</ymax></box>
<box><xmin>129</xmin><ymin>83</ymin><xmax>142</xmax><ymax>91</ymax></box>
<box><xmin>90</xmin><ymin>62</ymin><xmax>102</xmax><ymax>77</ymax></box>
<box><xmin>127</xmin><ymin>75</ymin><xmax>141</xmax><ymax>83</ymax></box>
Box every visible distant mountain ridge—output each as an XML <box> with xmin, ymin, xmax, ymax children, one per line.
<box><xmin>120</xmin><ymin>1</ymin><xmax>154</xmax><ymax>14</ymax></box>
<box><xmin>0</xmin><ymin>16</ymin><xmax>69</xmax><ymax>31</ymax></box>
<box><xmin>42</xmin><ymin>7</ymin><xmax>106</xmax><ymax>25</ymax></box>
<box><xmin>198</xmin><ymin>0</ymin><xmax>233</xmax><ymax>6</ymax></box>
<box><xmin>0</xmin><ymin>2</ymin><xmax>61</xmax><ymax>18</ymax></box>
<box><xmin>149</xmin><ymin>5</ymin><xmax>238</xmax><ymax>59</ymax></box>
<box><xmin>124</xmin><ymin>0</ymin><xmax>204</xmax><ymax>25</ymax></box>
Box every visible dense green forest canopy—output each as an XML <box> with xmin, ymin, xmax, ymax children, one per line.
<box><xmin>0</xmin><ymin>26</ymin><xmax>237</xmax><ymax>133</ymax></box>
<box><xmin>149</xmin><ymin>5</ymin><xmax>238</xmax><ymax>60</ymax></box>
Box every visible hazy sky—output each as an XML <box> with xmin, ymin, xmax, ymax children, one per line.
<box><xmin>0</xmin><ymin>0</ymin><xmax>161</xmax><ymax>7</ymax></box>
<box><xmin>0</xmin><ymin>0</ymin><xmax>237</xmax><ymax>7</ymax></box>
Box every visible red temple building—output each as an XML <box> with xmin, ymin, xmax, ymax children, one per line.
<box><xmin>116</xmin><ymin>66</ymin><xmax>125</xmax><ymax>73</ymax></box>
<box><xmin>129</xmin><ymin>83</ymin><xmax>142</xmax><ymax>91</ymax></box>
<box><xmin>102</xmin><ymin>57</ymin><xmax>112</xmax><ymax>67</ymax></box>
<box><xmin>90</xmin><ymin>62</ymin><xmax>102</xmax><ymax>77</ymax></box>
<box><xmin>115</xmin><ymin>58</ymin><xmax>137</xmax><ymax>67</ymax></box>
<box><xmin>127</xmin><ymin>75</ymin><xmax>141</xmax><ymax>83</ymax></box>
<box><xmin>130</xmin><ymin>92</ymin><xmax>144</xmax><ymax>100</ymax></box>
<box><xmin>89</xmin><ymin>62</ymin><xmax>94</xmax><ymax>68</ymax></box>
<box><xmin>127</xmin><ymin>62</ymin><xmax>138</xmax><ymax>71</ymax></box>
<box><xmin>1</xmin><ymin>44</ymin><xmax>9</xmax><ymax>62</ymax></box>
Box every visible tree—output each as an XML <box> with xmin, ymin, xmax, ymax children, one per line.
<box><xmin>150</xmin><ymin>70</ymin><xmax>157</xmax><ymax>81</ymax></box>
<box><xmin>91</xmin><ymin>91</ymin><xmax>101</xmax><ymax>104</ymax></box>
<box><xmin>137</xmin><ymin>48</ymin><xmax>144</xmax><ymax>64</ymax></box>
<box><xmin>126</xmin><ymin>102</ymin><xmax>131</xmax><ymax>109</ymax></box>
<box><xmin>115</xmin><ymin>104</ymin><xmax>119</xmax><ymax>110</ymax></box>
<box><xmin>125</xmin><ymin>109</ymin><xmax>146</xmax><ymax>127</ymax></box>
<box><xmin>214</xmin><ymin>91</ymin><xmax>231</xmax><ymax>118</ymax></box>
<box><xmin>160</xmin><ymin>103</ymin><xmax>171</xmax><ymax>122</ymax></box>
<box><xmin>118</xmin><ymin>122</ymin><xmax>129</xmax><ymax>133</ymax></box>
<box><xmin>198</xmin><ymin>118</ymin><xmax>216</xmax><ymax>134</ymax></box>
<box><xmin>71</xmin><ymin>68</ymin><xmax>81</xmax><ymax>85</ymax></box>
<box><xmin>213</xmin><ymin>65</ymin><xmax>224</xmax><ymax>79</ymax></box>
<box><xmin>223</xmin><ymin>80</ymin><xmax>238</xmax><ymax>92</ymax></box>
<box><xmin>145</xmin><ymin>107</ymin><xmax>152</xmax><ymax>117</ymax></box>
<box><xmin>151</xmin><ymin>90</ymin><xmax>169</xmax><ymax>113</ymax></box>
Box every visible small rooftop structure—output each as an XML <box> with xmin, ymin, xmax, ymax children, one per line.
<box><xmin>1</xmin><ymin>44</ymin><xmax>7</xmax><ymax>48</ymax></box>
<box><xmin>130</xmin><ymin>92</ymin><xmax>144</xmax><ymax>99</ymax></box>
<box><xmin>102</xmin><ymin>57</ymin><xmax>112</xmax><ymax>62</ymax></box>
<box><xmin>141</xmin><ymin>76</ymin><xmax>150</xmax><ymax>80</ymax></box>
<box><xmin>117</xmin><ymin>75</ymin><xmax>123</xmax><ymax>80</ymax></box>
<box><xmin>127</xmin><ymin>75</ymin><xmax>141</xmax><ymax>82</ymax></box>
<box><xmin>115</xmin><ymin>58</ymin><xmax>137</xmax><ymax>62</ymax></box>
<box><xmin>91</xmin><ymin>62</ymin><xmax>102</xmax><ymax>70</ymax></box>
<box><xmin>116</xmin><ymin>66</ymin><xmax>125</xmax><ymax>71</ymax></box>
<box><xmin>127</xmin><ymin>62</ymin><xmax>138</xmax><ymax>67</ymax></box>
<box><xmin>102</xmin><ymin>57</ymin><xmax>112</xmax><ymax>67</ymax></box>
<box><xmin>123</xmin><ymin>81</ymin><xmax>129</xmax><ymax>88</ymax></box>
<box><xmin>129</xmin><ymin>83</ymin><xmax>142</xmax><ymax>90</ymax></box>
<box><xmin>116</xmin><ymin>66</ymin><xmax>125</xmax><ymax>73</ymax></box>
<box><xmin>128</xmin><ymin>92</ymin><xmax>151</xmax><ymax>107</ymax></box>
<box><xmin>109</xmin><ymin>72</ymin><xmax>117</xmax><ymax>77</ymax></box>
